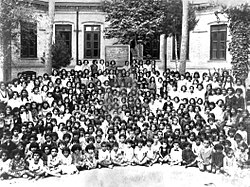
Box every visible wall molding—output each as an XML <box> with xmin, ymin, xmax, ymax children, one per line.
<box><xmin>81</xmin><ymin>21</ymin><xmax>104</xmax><ymax>25</ymax></box>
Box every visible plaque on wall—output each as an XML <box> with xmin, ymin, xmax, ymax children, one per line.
<box><xmin>105</xmin><ymin>45</ymin><xmax>130</xmax><ymax>67</ymax></box>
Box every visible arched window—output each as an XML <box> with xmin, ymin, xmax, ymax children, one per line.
<box><xmin>55</xmin><ymin>24</ymin><xmax>72</xmax><ymax>56</ymax></box>
<box><xmin>84</xmin><ymin>25</ymin><xmax>100</xmax><ymax>59</ymax></box>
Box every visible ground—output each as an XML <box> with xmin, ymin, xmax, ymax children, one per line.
<box><xmin>1</xmin><ymin>164</ymin><xmax>250</xmax><ymax>187</ymax></box>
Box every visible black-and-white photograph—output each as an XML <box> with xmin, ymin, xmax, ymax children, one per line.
<box><xmin>0</xmin><ymin>0</ymin><xmax>250</xmax><ymax>187</ymax></box>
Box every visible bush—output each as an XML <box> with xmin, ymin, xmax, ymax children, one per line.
<box><xmin>52</xmin><ymin>35</ymin><xmax>71</xmax><ymax>69</ymax></box>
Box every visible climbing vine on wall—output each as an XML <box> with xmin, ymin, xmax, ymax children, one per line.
<box><xmin>223</xmin><ymin>4</ymin><xmax>250</xmax><ymax>80</ymax></box>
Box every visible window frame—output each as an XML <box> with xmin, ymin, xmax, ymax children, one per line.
<box><xmin>20</xmin><ymin>22</ymin><xmax>37</xmax><ymax>58</ymax></box>
<box><xmin>55</xmin><ymin>24</ymin><xmax>72</xmax><ymax>57</ymax></box>
<box><xmin>210</xmin><ymin>24</ymin><xmax>227</xmax><ymax>60</ymax></box>
<box><xmin>84</xmin><ymin>25</ymin><xmax>101</xmax><ymax>59</ymax></box>
<box><xmin>143</xmin><ymin>35</ymin><xmax>160</xmax><ymax>60</ymax></box>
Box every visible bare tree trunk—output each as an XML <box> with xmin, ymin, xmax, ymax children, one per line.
<box><xmin>0</xmin><ymin>0</ymin><xmax>4</xmax><ymax>82</ymax></box>
<box><xmin>0</xmin><ymin>0</ymin><xmax>12</xmax><ymax>82</ymax></box>
<box><xmin>160</xmin><ymin>34</ymin><xmax>166</xmax><ymax>71</ymax></box>
<box><xmin>3</xmin><ymin>29</ymin><xmax>12</xmax><ymax>81</ymax></box>
<box><xmin>174</xmin><ymin>34</ymin><xmax>179</xmax><ymax>71</ymax></box>
<box><xmin>46</xmin><ymin>0</ymin><xmax>55</xmax><ymax>75</ymax></box>
<box><xmin>0</xmin><ymin>43</ymin><xmax>3</xmax><ymax>82</ymax></box>
<box><xmin>138</xmin><ymin>43</ymin><xmax>143</xmax><ymax>60</ymax></box>
<box><xmin>179</xmin><ymin>0</ymin><xmax>189</xmax><ymax>74</ymax></box>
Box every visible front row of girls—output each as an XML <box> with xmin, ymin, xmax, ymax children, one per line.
<box><xmin>0</xmin><ymin>134</ymin><xmax>247</xmax><ymax>180</ymax></box>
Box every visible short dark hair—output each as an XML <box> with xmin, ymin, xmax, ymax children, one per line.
<box><xmin>0</xmin><ymin>150</ymin><xmax>9</xmax><ymax>158</ymax></box>
<box><xmin>183</xmin><ymin>142</ymin><xmax>192</xmax><ymax>148</ymax></box>
<box><xmin>113</xmin><ymin>142</ymin><xmax>119</xmax><ymax>148</ymax></box>
<box><xmin>33</xmin><ymin>150</ymin><xmax>42</xmax><ymax>157</ymax></box>
<box><xmin>62</xmin><ymin>147</ymin><xmax>71</xmax><ymax>154</ymax></box>
<box><xmin>11</xmin><ymin>149</ymin><xmax>23</xmax><ymax>158</ymax></box>
<box><xmin>146</xmin><ymin>138</ymin><xmax>154</xmax><ymax>144</ymax></box>
<box><xmin>119</xmin><ymin>134</ymin><xmax>126</xmax><ymax>139</ymax></box>
<box><xmin>28</xmin><ymin>134</ymin><xmax>38</xmax><ymax>141</ymax></box>
<box><xmin>71</xmin><ymin>143</ymin><xmax>82</xmax><ymax>152</ymax></box>
<box><xmin>29</xmin><ymin>142</ymin><xmax>39</xmax><ymax>150</ymax></box>
<box><xmin>63</xmin><ymin>133</ymin><xmax>72</xmax><ymax>140</ymax></box>
<box><xmin>137</xmin><ymin>138</ymin><xmax>144</xmax><ymax>144</ymax></box>
<box><xmin>214</xmin><ymin>144</ymin><xmax>224</xmax><ymax>151</ymax></box>
<box><xmin>101</xmin><ymin>141</ymin><xmax>108</xmax><ymax>147</ymax></box>
<box><xmin>50</xmin><ymin>146</ymin><xmax>58</xmax><ymax>152</ymax></box>
<box><xmin>85</xmin><ymin>143</ymin><xmax>95</xmax><ymax>152</ymax></box>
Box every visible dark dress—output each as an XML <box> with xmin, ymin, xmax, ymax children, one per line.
<box><xmin>211</xmin><ymin>152</ymin><xmax>224</xmax><ymax>168</ymax></box>
<box><xmin>225</xmin><ymin>95</ymin><xmax>237</xmax><ymax>108</ymax></box>
<box><xmin>159</xmin><ymin>146</ymin><xmax>169</xmax><ymax>158</ymax></box>
<box><xmin>235</xmin><ymin>96</ymin><xmax>245</xmax><ymax>110</ymax></box>
<box><xmin>182</xmin><ymin>149</ymin><xmax>196</xmax><ymax>164</ymax></box>
<box><xmin>0</xmin><ymin>141</ymin><xmax>17</xmax><ymax>157</ymax></box>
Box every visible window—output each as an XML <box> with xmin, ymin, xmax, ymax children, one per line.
<box><xmin>55</xmin><ymin>25</ymin><xmax>72</xmax><ymax>56</ymax></box>
<box><xmin>172</xmin><ymin>34</ymin><xmax>189</xmax><ymax>60</ymax></box>
<box><xmin>210</xmin><ymin>25</ymin><xmax>227</xmax><ymax>60</ymax></box>
<box><xmin>21</xmin><ymin>22</ymin><xmax>37</xmax><ymax>58</ymax></box>
<box><xmin>143</xmin><ymin>35</ymin><xmax>160</xmax><ymax>59</ymax></box>
<box><xmin>84</xmin><ymin>26</ymin><xmax>100</xmax><ymax>59</ymax></box>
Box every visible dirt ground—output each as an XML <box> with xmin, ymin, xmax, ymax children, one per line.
<box><xmin>1</xmin><ymin>164</ymin><xmax>250</xmax><ymax>187</ymax></box>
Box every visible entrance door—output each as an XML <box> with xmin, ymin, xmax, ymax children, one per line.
<box><xmin>55</xmin><ymin>24</ymin><xmax>72</xmax><ymax>56</ymax></box>
<box><xmin>84</xmin><ymin>25</ymin><xmax>100</xmax><ymax>59</ymax></box>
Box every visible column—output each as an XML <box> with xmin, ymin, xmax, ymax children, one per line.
<box><xmin>160</xmin><ymin>34</ymin><xmax>166</xmax><ymax>70</ymax></box>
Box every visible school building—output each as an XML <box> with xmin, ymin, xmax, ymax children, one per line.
<box><xmin>0</xmin><ymin>0</ymin><xmax>236</xmax><ymax>81</ymax></box>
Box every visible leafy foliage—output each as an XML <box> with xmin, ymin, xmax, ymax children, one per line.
<box><xmin>161</xmin><ymin>0</ymin><xmax>198</xmax><ymax>37</ymax></box>
<box><xmin>52</xmin><ymin>35</ymin><xmax>71</xmax><ymax>69</ymax></box>
<box><xmin>0</xmin><ymin>0</ymin><xmax>36</xmax><ymax>40</ymax></box>
<box><xmin>103</xmin><ymin>0</ymin><xmax>198</xmax><ymax>45</ymax></box>
<box><xmin>104</xmin><ymin>0</ymin><xmax>164</xmax><ymax>44</ymax></box>
<box><xmin>0</xmin><ymin>0</ymin><xmax>36</xmax><ymax>81</ymax></box>
<box><xmin>223</xmin><ymin>4</ymin><xmax>250</xmax><ymax>80</ymax></box>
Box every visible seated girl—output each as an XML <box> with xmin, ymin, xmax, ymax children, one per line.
<box><xmin>134</xmin><ymin>138</ymin><xmax>148</xmax><ymax>166</ymax></box>
<box><xmin>46</xmin><ymin>146</ymin><xmax>62</xmax><ymax>177</ymax></box>
<box><xmin>28</xmin><ymin>150</ymin><xmax>46</xmax><ymax>180</ymax></box>
<box><xmin>169</xmin><ymin>141</ymin><xmax>183</xmax><ymax>166</ymax></box>
<box><xmin>0</xmin><ymin>150</ymin><xmax>11</xmax><ymax>180</ymax></box>
<box><xmin>182</xmin><ymin>142</ymin><xmax>197</xmax><ymax>168</ymax></box>
<box><xmin>222</xmin><ymin>148</ymin><xmax>238</xmax><ymax>176</ymax></box>
<box><xmin>110</xmin><ymin>142</ymin><xmax>127</xmax><ymax>167</ymax></box>
<box><xmin>8</xmin><ymin>149</ymin><xmax>34</xmax><ymax>179</ymax></box>
<box><xmin>158</xmin><ymin>140</ymin><xmax>170</xmax><ymax>164</ymax></box>
<box><xmin>97</xmin><ymin>142</ymin><xmax>113</xmax><ymax>169</ymax></box>
<box><xmin>59</xmin><ymin>147</ymin><xmax>78</xmax><ymax>174</ymax></box>
<box><xmin>85</xmin><ymin>143</ymin><xmax>97</xmax><ymax>170</ymax></box>
<box><xmin>71</xmin><ymin>143</ymin><xmax>86</xmax><ymax>171</ymax></box>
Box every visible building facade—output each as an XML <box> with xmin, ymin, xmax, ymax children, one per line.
<box><xmin>166</xmin><ymin>3</ymin><xmax>231</xmax><ymax>72</ymax></box>
<box><xmin>10</xmin><ymin>0</ymin><xmax>115</xmax><ymax>80</ymax></box>
<box><xmin>1</xmin><ymin>0</ymin><xmax>234</xmax><ymax>81</ymax></box>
